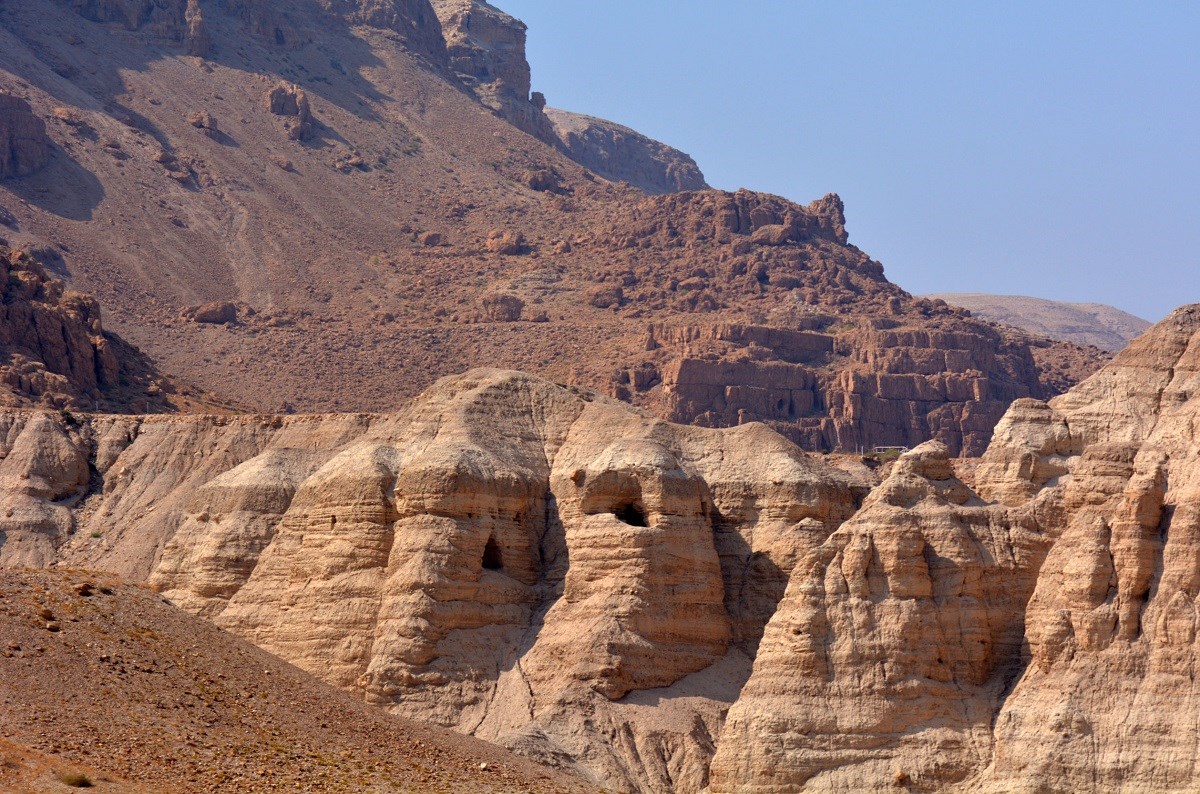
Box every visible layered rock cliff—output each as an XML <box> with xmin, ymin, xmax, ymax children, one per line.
<box><xmin>710</xmin><ymin>304</ymin><xmax>1200</xmax><ymax>792</ymax></box>
<box><xmin>0</xmin><ymin>369</ymin><xmax>864</xmax><ymax>790</ymax></box>
<box><xmin>2</xmin><ymin>307</ymin><xmax>1200</xmax><ymax>791</ymax></box>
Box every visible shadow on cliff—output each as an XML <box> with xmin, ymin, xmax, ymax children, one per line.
<box><xmin>0</xmin><ymin>0</ymin><xmax>430</xmax><ymax>151</ymax></box>
<box><xmin>2</xmin><ymin>144</ymin><xmax>104</xmax><ymax>222</ymax></box>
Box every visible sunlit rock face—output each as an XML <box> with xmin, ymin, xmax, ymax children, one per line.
<box><xmin>5</xmin><ymin>305</ymin><xmax>1200</xmax><ymax>793</ymax></box>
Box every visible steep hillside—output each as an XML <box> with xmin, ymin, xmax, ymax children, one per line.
<box><xmin>927</xmin><ymin>292</ymin><xmax>1151</xmax><ymax>351</ymax></box>
<box><xmin>0</xmin><ymin>0</ymin><xmax>1103</xmax><ymax>452</ymax></box>
<box><xmin>0</xmin><ymin>568</ymin><xmax>595</xmax><ymax>793</ymax></box>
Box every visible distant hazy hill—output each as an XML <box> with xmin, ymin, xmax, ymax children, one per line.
<box><xmin>926</xmin><ymin>293</ymin><xmax>1151</xmax><ymax>351</ymax></box>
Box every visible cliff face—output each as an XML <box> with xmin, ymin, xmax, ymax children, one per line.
<box><xmin>430</xmin><ymin>0</ymin><xmax>549</xmax><ymax>138</ymax></box>
<box><xmin>0</xmin><ymin>93</ymin><xmax>50</xmax><ymax>180</ymax></box>
<box><xmin>973</xmin><ymin>305</ymin><xmax>1200</xmax><ymax>792</ymax></box>
<box><xmin>0</xmin><ymin>369</ymin><xmax>863</xmax><ymax>790</ymax></box>
<box><xmin>1</xmin><ymin>308</ymin><xmax>1199</xmax><ymax>791</ymax></box>
<box><xmin>545</xmin><ymin>108</ymin><xmax>708</xmax><ymax>195</ymax></box>
<box><xmin>0</xmin><ymin>241</ymin><xmax>171</xmax><ymax>412</ymax></box>
<box><xmin>711</xmin><ymin>304</ymin><xmax>1200</xmax><ymax>792</ymax></box>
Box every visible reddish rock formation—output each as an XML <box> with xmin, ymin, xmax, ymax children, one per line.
<box><xmin>0</xmin><ymin>242</ymin><xmax>169</xmax><ymax>411</ymax></box>
<box><xmin>1</xmin><ymin>1</ymin><xmax>1104</xmax><ymax>453</ymax></box>
<box><xmin>0</xmin><ymin>94</ymin><xmax>50</xmax><ymax>180</ymax></box>
<box><xmin>431</xmin><ymin>0</ymin><xmax>550</xmax><ymax>139</ymax></box>
<box><xmin>0</xmin><ymin>244</ymin><xmax>116</xmax><ymax>406</ymax></box>
<box><xmin>265</xmin><ymin>82</ymin><xmax>313</xmax><ymax>140</ymax></box>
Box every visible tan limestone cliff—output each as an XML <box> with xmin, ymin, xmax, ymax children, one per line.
<box><xmin>710</xmin><ymin>304</ymin><xmax>1200</xmax><ymax>792</ymax></box>
<box><xmin>4</xmin><ymin>312</ymin><xmax>1198</xmax><ymax>791</ymax></box>
<box><xmin>0</xmin><ymin>369</ymin><xmax>862</xmax><ymax>792</ymax></box>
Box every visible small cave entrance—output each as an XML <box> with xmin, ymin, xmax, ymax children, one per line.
<box><xmin>482</xmin><ymin>535</ymin><xmax>504</xmax><ymax>571</ymax></box>
<box><xmin>613</xmin><ymin>502</ymin><xmax>649</xmax><ymax>528</ymax></box>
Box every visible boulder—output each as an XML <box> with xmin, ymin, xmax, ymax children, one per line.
<box><xmin>484</xmin><ymin>228</ymin><xmax>524</xmax><ymax>255</ymax></box>
<box><xmin>265</xmin><ymin>82</ymin><xmax>313</xmax><ymax>140</ymax></box>
<box><xmin>480</xmin><ymin>292</ymin><xmax>523</xmax><ymax>322</ymax></box>
<box><xmin>585</xmin><ymin>285</ymin><xmax>623</xmax><ymax>309</ymax></box>
<box><xmin>188</xmin><ymin>301</ymin><xmax>238</xmax><ymax>324</ymax></box>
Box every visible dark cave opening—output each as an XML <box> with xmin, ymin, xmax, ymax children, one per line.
<box><xmin>614</xmin><ymin>502</ymin><xmax>649</xmax><ymax>527</ymax></box>
<box><xmin>482</xmin><ymin>535</ymin><xmax>503</xmax><ymax>570</ymax></box>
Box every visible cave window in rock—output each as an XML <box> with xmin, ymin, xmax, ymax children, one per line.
<box><xmin>482</xmin><ymin>535</ymin><xmax>503</xmax><ymax>571</ymax></box>
<box><xmin>614</xmin><ymin>502</ymin><xmax>649</xmax><ymax>527</ymax></box>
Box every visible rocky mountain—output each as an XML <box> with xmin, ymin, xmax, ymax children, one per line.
<box><xmin>429</xmin><ymin>0</ymin><xmax>707</xmax><ymax>194</ymax></box>
<box><xmin>0</xmin><ymin>0</ymin><xmax>1104</xmax><ymax>454</ymax></box>
<box><xmin>927</xmin><ymin>292</ymin><xmax>1152</xmax><ymax>351</ymax></box>
<box><xmin>2</xmin><ymin>304</ymin><xmax>1198</xmax><ymax>791</ymax></box>
<box><xmin>0</xmin><ymin>568</ymin><xmax>596</xmax><ymax>793</ymax></box>
<box><xmin>544</xmin><ymin>107</ymin><xmax>708</xmax><ymax>194</ymax></box>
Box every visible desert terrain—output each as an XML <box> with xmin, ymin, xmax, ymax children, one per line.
<box><xmin>1</xmin><ymin>1</ymin><xmax>1192</xmax><ymax>793</ymax></box>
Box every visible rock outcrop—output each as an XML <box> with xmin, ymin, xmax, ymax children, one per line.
<box><xmin>265</xmin><ymin>82</ymin><xmax>313</xmax><ymax>140</ymax></box>
<box><xmin>709</xmin><ymin>304</ymin><xmax>1200</xmax><ymax>792</ymax></box>
<box><xmin>431</xmin><ymin>1</ymin><xmax>709</xmax><ymax>195</ymax></box>
<box><xmin>0</xmin><ymin>369</ymin><xmax>862</xmax><ymax>790</ymax></box>
<box><xmin>0</xmin><ymin>243</ymin><xmax>118</xmax><ymax>408</ymax></box>
<box><xmin>709</xmin><ymin>440</ymin><xmax>1059</xmax><ymax>791</ymax></box>
<box><xmin>3</xmin><ymin>307</ymin><xmax>1200</xmax><ymax>791</ymax></box>
<box><xmin>648</xmin><ymin>318</ymin><xmax>1051</xmax><ymax>457</ymax></box>
<box><xmin>969</xmin><ymin>304</ymin><xmax>1200</xmax><ymax>792</ymax></box>
<box><xmin>431</xmin><ymin>0</ymin><xmax>551</xmax><ymax>140</ymax></box>
<box><xmin>545</xmin><ymin>108</ymin><xmax>708</xmax><ymax>195</ymax></box>
<box><xmin>0</xmin><ymin>94</ymin><xmax>50</xmax><ymax>180</ymax></box>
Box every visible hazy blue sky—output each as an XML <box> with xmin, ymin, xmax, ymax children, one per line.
<box><xmin>501</xmin><ymin>2</ymin><xmax>1198</xmax><ymax>321</ymax></box>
